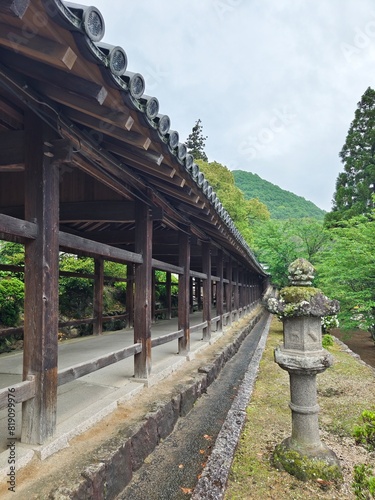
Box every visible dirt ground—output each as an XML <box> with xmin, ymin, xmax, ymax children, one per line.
<box><xmin>333</xmin><ymin>328</ymin><xmax>375</xmax><ymax>368</ymax></box>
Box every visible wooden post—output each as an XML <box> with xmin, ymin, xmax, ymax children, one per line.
<box><xmin>202</xmin><ymin>241</ymin><xmax>211</xmax><ymax>341</ymax></box>
<box><xmin>178</xmin><ymin>230</ymin><xmax>190</xmax><ymax>354</ymax></box>
<box><xmin>233</xmin><ymin>264</ymin><xmax>239</xmax><ymax>321</ymax></box>
<box><xmin>134</xmin><ymin>200</ymin><xmax>152</xmax><ymax>379</ymax></box>
<box><xmin>93</xmin><ymin>258</ymin><xmax>104</xmax><ymax>335</ymax></box>
<box><xmin>166</xmin><ymin>272</ymin><xmax>172</xmax><ymax>320</ymax></box>
<box><xmin>189</xmin><ymin>277</ymin><xmax>194</xmax><ymax>313</ymax></box>
<box><xmin>245</xmin><ymin>272</ymin><xmax>250</xmax><ymax>311</ymax></box>
<box><xmin>152</xmin><ymin>269</ymin><xmax>156</xmax><ymax>323</ymax></box>
<box><xmin>22</xmin><ymin>112</ymin><xmax>59</xmax><ymax>445</ymax></box>
<box><xmin>126</xmin><ymin>264</ymin><xmax>134</xmax><ymax>327</ymax></box>
<box><xmin>196</xmin><ymin>278</ymin><xmax>202</xmax><ymax>311</ymax></box>
<box><xmin>226</xmin><ymin>259</ymin><xmax>233</xmax><ymax>326</ymax></box>
<box><xmin>216</xmin><ymin>250</ymin><xmax>224</xmax><ymax>332</ymax></box>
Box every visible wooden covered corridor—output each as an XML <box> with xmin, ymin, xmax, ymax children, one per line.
<box><xmin>0</xmin><ymin>0</ymin><xmax>268</xmax><ymax>446</ymax></box>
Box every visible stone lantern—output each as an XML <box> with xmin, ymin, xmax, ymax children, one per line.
<box><xmin>266</xmin><ymin>258</ymin><xmax>342</xmax><ymax>481</ymax></box>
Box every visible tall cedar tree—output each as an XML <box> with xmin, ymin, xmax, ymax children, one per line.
<box><xmin>186</xmin><ymin>119</ymin><xmax>208</xmax><ymax>161</ymax></box>
<box><xmin>328</xmin><ymin>87</ymin><xmax>375</xmax><ymax>224</ymax></box>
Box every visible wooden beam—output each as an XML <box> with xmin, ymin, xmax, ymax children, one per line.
<box><xmin>103</xmin><ymin>140</ymin><xmax>180</xmax><ymax>181</ymax></box>
<box><xmin>151</xmin><ymin>330</ymin><xmax>183</xmax><ymax>348</ymax></box>
<box><xmin>0</xmin><ymin>377</ymin><xmax>35</xmax><ymax>411</ymax></box>
<box><xmin>150</xmin><ymin>178</ymin><xmax>204</xmax><ymax>206</ymax></box>
<box><xmin>134</xmin><ymin>200</ymin><xmax>153</xmax><ymax>378</ymax></box>
<box><xmin>59</xmin><ymin>230</ymin><xmax>143</xmax><ymax>264</ymax></box>
<box><xmin>0</xmin><ymin>214</ymin><xmax>36</xmax><ymax>240</ymax></box>
<box><xmin>0</xmin><ymin>94</ymin><xmax>23</xmax><ymax>129</ymax></box>
<box><xmin>178</xmin><ymin>230</ymin><xmax>190</xmax><ymax>354</ymax></box>
<box><xmin>151</xmin><ymin>258</ymin><xmax>183</xmax><ymax>275</ymax></box>
<box><xmin>0</xmin><ymin>0</ymin><xmax>30</xmax><ymax>19</ymax></box>
<box><xmin>1</xmin><ymin>50</ymin><xmax>107</xmax><ymax>104</ymax></box>
<box><xmin>66</xmin><ymin>109</ymin><xmax>150</xmax><ymax>149</ymax></box>
<box><xmin>38</xmin><ymin>82</ymin><xmax>134</xmax><ymax>131</ymax></box>
<box><xmin>59</xmin><ymin>201</ymin><xmax>136</xmax><ymax>224</ymax></box>
<box><xmin>189</xmin><ymin>270</ymin><xmax>207</xmax><ymax>280</ymax></box>
<box><xmin>57</xmin><ymin>344</ymin><xmax>142</xmax><ymax>387</ymax></box>
<box><xmin>0</xmin><ymin>23</ymin><xmax>77</xmax><ymax>70</ymax></box>
<box><xmin>22</xmin><ymin>111</ymin><xmax>59</xmax><ymax>445</ymax></box>
<box><xmin>0</xmin><ymin>129</ymin><xmax>24</xmax><ymax>169</ymax></box>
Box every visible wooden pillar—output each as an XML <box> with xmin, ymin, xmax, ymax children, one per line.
<box><xmin>134</xmin><ymin>201</ymin><xmax>152</xmax><ymax>379</ymax></box>
<box><xmin>233</xmin><ymin>264</ymin><xmax>239</xmax><ymax>321</ymax></box>
<box><xmin>152</xmin><ymin>269</ymin><xmax>156</xmax><ymax>323</ymax></box>
<box><xmin>93</xmin><ymin>258</ymin><xmax>104</xmax><ymax>335</ymax></box>
<box><xmin>246</xmin><ymin>272</ymin><xmax>250</xmax><ymax>310</ymax></box>
<box><xmin>216</xmin><ymin>250</ymin><xmax>224</xmax><ymax>332</ymax></box>
<box><xmin>247</xmin><ymin>272</ymin><xmax>251</xmax><ymax>310</ymax></box>
<box><xmin>202</xmin><ymin>241</ymin><xmax>211</xmax><ymax>341</ymax></box>
<box><xmin>189</xmin><ymin>277</ymin><xmax>194</xmax><ymax>313</ymax></box>
<box><xmin>251</xmin><ymin>275</ymin><xmax>256</xmax><ymax>306</ymax></box>
<box><xmin>196</xmin><ymin>278</ymin><xmax>202</xmax><ymax>311</ymax></box>
<box><xmin>22</xmin><ymin>112</ymin><xmax>59</xmax><ymax>445</ymax></box>
<box><xmin>226</xmin><ymin>259</ymin><xmax>233</xmax><ymax>326</ymax></box>
<box><xmin>166</xmin><ymin>272</ymin><xmax>172</xmax><ymax>320</ymax></box>
<box><xmin>178</xmin><ymin>230</ymin><xmax>190</xmax><ymax>354</ymax></box>
<box><xmin>126</xmin><ymin>264</ymin><xmax>134</xmax><ymax>327</ymax></box>
<box><xmin>238</xmin><ymin>267</ymin><xmax>242</xmax><ymax>315</ymax></box>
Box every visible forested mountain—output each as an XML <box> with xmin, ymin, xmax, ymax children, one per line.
<box><xmin>233</xmin><ymin>170</ymin><xmax>326</xmax><ymax>220</ymax></box>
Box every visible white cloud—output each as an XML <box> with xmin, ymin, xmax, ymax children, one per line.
<box><xmin>76</xmin><ymin>0</ymin><xmax>375</xmax><ymax>211</ymax></box>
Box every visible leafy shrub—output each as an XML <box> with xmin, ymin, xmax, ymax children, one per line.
<box><xmin>322</xmin><ymin>334</ymin><xmax>334</xmax><ymax>349</ymax></box>
<box><xmin>352</xmin><ymin>464</ymin><xmax>375</xmax><ymax>499</ymax></box>
<box><xmin>353</xmin><ymin>411</ymin><xmax>375</xmax><ymax>451</ymax></box>
<box><xmin>59</xmin><ymin>255</ymin><xmax>94</xmax><ymax>319</ymax></box>
<box><xmin>322</xmin><ymin>314</ymin><xmax>339</xmax><ymax>333</ymax></box>
<box><xmin>0</xmin><ymin>278</ymin><xmax>24</xmax><ymax>326</ymax></box>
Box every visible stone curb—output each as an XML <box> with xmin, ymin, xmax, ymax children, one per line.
<box><xmin>333</xmin><ymin>336</ymin><xmax>375</xmax><ymax>373</ymax></box>
<box><xmin>49</xmin><ymin>309</ymin><xmax>267</xmax><ymax>499</ymax></box>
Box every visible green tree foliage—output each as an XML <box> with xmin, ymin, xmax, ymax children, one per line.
<box><xmin>251</xmin><ymin>218</ymin><xmax>328</xmax><ymax>287</ymax></box>
<box><xmin>197</xmin><ymin>160</ymin><xmax>270</xmax><ymax>245</ymax></box>
<box><xmin>327</xmin><ymin>87</ymin><xmax>375</xmax><ymax>225</ymax></box>
<box><xmin>0</xmin><ymin>242</ymin><xmax>24</xmax><ymax>267</ymax></box>
<box><xmin>59</xmin><ymin>255</ymin><xmax>95</xmax><ymax>319</ymax></box>
<box><xmin>315</xmin><ymin>212</ymin><xmax>375</xmax><ymax>336</ymax></box>
<box><xmin>0</xmin><ymin>242</ymin><xmax>25</xmax><ymax>327</ymax></box>
<box><xmin>185</xmin><ymin>119</ymin><xmax>208</xmax><ymax>161</ymax></box>
<box><xmin>233</xmin><ymin>170</ymin><xmax>326</xmax><ymax>220</ymax></box>
<box><xmin>0</xmin><ymin>277</ymin><xmax>24</xmax><ymax>326</ymax></box>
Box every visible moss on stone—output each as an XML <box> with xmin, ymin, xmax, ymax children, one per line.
<box><xmin>272</xmin><ymin>444</ymin><xmax>343</xmax><ymax>484</ymax></box>
<box><xmin>280</xmin><ymin>286</ymin><xmax>321</xmax><ymax>304</ymax></box>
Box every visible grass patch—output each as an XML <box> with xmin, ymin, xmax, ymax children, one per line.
<box><xmin>225</xmin><ymin>317</ymin><xmax>375</xmax><ymax>499</ymax></box>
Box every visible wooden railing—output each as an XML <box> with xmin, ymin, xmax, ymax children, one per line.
<box><xmin>57</xmin><ymin>343</ymin><xmax>142</xmax><ymax>386</ymax></box>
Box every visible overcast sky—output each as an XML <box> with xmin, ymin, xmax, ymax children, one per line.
<box><xmin>78</xmin><ymin>0</ymin><xmax>375</xmax><ymax>211</ymax></box>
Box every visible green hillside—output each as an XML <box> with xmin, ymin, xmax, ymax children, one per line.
<box><xmin>232</xmin><ymin>170</ymin><xmax>326</xmax><ymax>220</ymax></box>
